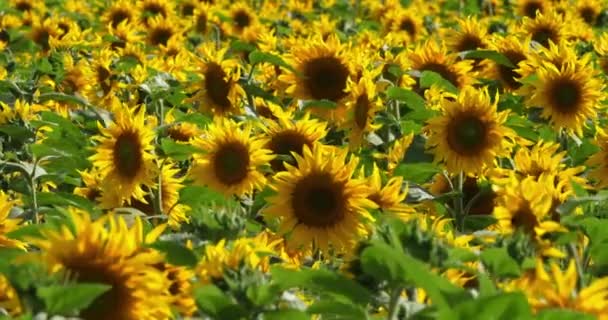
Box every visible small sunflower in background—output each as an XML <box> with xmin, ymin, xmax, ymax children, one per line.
<box><xmin>486</xmin><ymin>35</ymin><xmax>531</xmax><ymax>91</ymax></box>
<box><xmin>263</xmin><ymin>113</ymin><xmax>328</xmax><ymax>172</ymax></box>
<box><xmin>264</xmin><ymin>145</ymin><xmax>377</xmax><ymax>252</ymax></box>
<box><xmin>516</xmin><ymin>9</ymin><xmax>571</xmax><ymax>48</ymax></box>
<box><xmin>0</xmin><ymin>273</ymin><xmax>22</xmax><ymax>317</ymax></box>
<box><xmin>102</xmin><ymin>0</ymin><xmax>137</xmax><ymax>28</ymax></box>
<box><xmin>189</xmin><ymin>44</ymin><xmax>245</xmax><ymax>117</ymax></box>
<box><xmin>575</xmin><ymin>0</ymin><xmax>603</xmax><ymax>26</ymax></box>
<box><xmin>28</xmin><ymin>210</ymin><xmax>172</xmax><ymax>320</ymax></box>
<box><xmin>280</xmin><ymin>35</ymin><xmax>354</xmax><ymax>122</ymax></box>
<box><xmin>366</xmin><ymin>164</ymin><xmax>416</xmax><ymax>220</ymax></box>
<box><xmin>384</xmin><ymin>8</ymin><xmax>426</xmax><ymax>45</ymax></box>
<box><xmin>89</xmin><ymin>105</ymin><xmax>157</xmax><ymax>207</ymax></box>
<box><xmin>587</xmin><ymin>129</ymin><xmax>608</xmax><ymax>189</ymax></box>
<box><xmin>520</xmin><ymin>60</ymin><xmax>605</xmax><ymax>136</ymax></box>
<box><xmin>342</xmin><ymin>71</ymin><xmax>382</xmax><ymax>150</ymax></box>
<box><xmin>189</xmin><ymin>118</ymin><xmax>273</xmax><ymax>197</ymax></box>
<box><xmin>515</xmin><ymin>0</ymin><xmax>549</xmax><ymax>18</ymax></box>
<box><xmin>425</xmin><ymin>86</ymin><xmax>514</xmax><ymax>175</ymax></box>
<box><xmin>0</xmin><ymin>191</ymin><xmax>26</xmax><ymax>250</ymax></box>
<box><xmin>146</xmin><ymin>15</ymin><xmax>181</xmax><ymax>48</ymax></box>
<box><xmin>138</xmin><ymin>0</ymin><xmax>174</xmax><ymax>25</ymax></box>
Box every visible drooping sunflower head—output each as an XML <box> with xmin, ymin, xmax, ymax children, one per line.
<box><xmin>29</xmin><ymin>209</ymin><xmax>172</xmax><ymax>320</ymax></box>
<box><xmin>486</xmin><ymin>35</ymin><xmax>531</xmax><ymax>91</ymax></box>
<box><xmin>0</xmin><ymin>191</ymin><xmax>26</xmax><ymax>250</ymax></box>
<box><xmin>264</xmin><ymin>144</ymin><xmax>377</xmax><ymax>252</ymax></box>
<box><xmin>190</xmin><ymin>118</ymin><xmax>274</xmax><ymax>196</ymax></box>
<box><xmin>407</xmin><ymin>40</ymin><xmax>475</xmax><ymax>96</ymax></box>
<box><xmin>264</xmin><ymin>113</ymin><xmax>328</xmax><ymax>172</ymax></box>
<box><xmin>190</xmin><ymin>44</ymin><xmax>245</xmax><ymax>117</ymax></box>
<box><xmin>516</xmin><ymin>9</ymin><xmax>570</xmax><ymax>48</ymax></box>
<box><xmin>343</xmin><ymin>71</ymin><xmax>382</xmax><ymax>150</ymax></box>
<box><xmin>367</xmin><ymin>163</ymin><xmax>415</xmax><ymax>219</ymax></box>
<box><xmin>523</xmin><ymin>60</ymin><xmax>605</xmax><ymax>136</ymax></box>
<box><xmin>89</xmin><ymin>104</ymin><xmax>157</xmax><ymax>207</ymax></box>
<box><xmin>425</xmin><ymin>86</ymin><xmax>513</xmax><ymax>174</ymax></box>
<box><xmin>103</xmin><ymin>0</ymin><xmax>137</xmax><ymax>28</ymax></box>
<box><xmin>280</xmin><ymin>35</ymin><xmax>354</xmax><ymax>120</ymax></box>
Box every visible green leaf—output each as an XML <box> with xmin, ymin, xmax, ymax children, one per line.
<box><xmin>360</xmin><ymin>242</ymin><xmax>470</xmax><ymax>309</ymax></box>
<box><xmin>271</xmin><ymin>267</ymin><xmax>372</xmax><ymax>305</ymax></box>
<box><xmin>386</xmin><ymin>87</ymin><xmax>426</xmax><ymax>110</ymax></box>
<box><xmin>557</xmin><ymin>195</ymin><xmax>608</xmax><ymax>215</ymax></box>
<box><xmin>264</xmin><ymin>310</ymin><xmax>310</xmax><ymax>320</ymax></box>
<box><xmin>37</xmin><ymin>283</ymin><xmax>111</xmax><ymax>316</ymax></box>
<box><xmin>302</xmin><ymin>99</ymin><xmax>337</xmax><ymax>110</ymax></box>
<box><xmin>419</xmin><ymin>71</ymin><xmax>458</xmax><ymax>94</ymax></box>
<box><xmin>194</xmin><ymin>285</ymin><xmax>246</xmax><ymax>319</ymax></box>
<box><xmin>160</xmin><ymin>138</ymin><xmax>202</xmax><ymax>161</ymax></box>
<box><xmin>307</xmin><ymin>299</ymin><xmax>368</xmax><ymax>320</ymax></box>
<box><xmin>464</xmin><ymin>50</ymin><xmax>515</xmax><ymax>68</ymax></box>
<box><xmin>174</xmin><ymin>111</ymin><xmax>211</xmax><ymax>128</ymax></box>
<box><xmin>535</xmin><ymin>309</ymin><xmax>596</xmax><ymax>320</ymax></box>
<box><xmin>246</xmin><ymin>283</ymin><xmax>281</xmax><ymax>306</ymax></box>
<box><xmin>248</xmin><ymin>50</ymin><xmax>293</xmax><ymax>71</ymax></box>
<box><xmin>0</xmin><ymin>125</ymin><xmax>34</xmax><ymax>141</ymax></box>
<box><xmin>393</xmin><ymin>162</ymin><xmax>440</xmax><ymax>184</ymax></box>
<box><xmin>480</xmin><ymin>248</ymin><xmax>521</xmax><ymax>278</ymax></box>
<box><xmin>440</xmin><ymin>292</ymin><xmax>532</xmax><ymax>319</ymax></box>
<box><xmin>463</xmin><ymin>215</ymin><xmax>497</xmax><ymax>231</ymax></box>
<box><xmin>148</xmin><ymin>241</ymin><xmax>198</xmax><ymax>267</ymax></box>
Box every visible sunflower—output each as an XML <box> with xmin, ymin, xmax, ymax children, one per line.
<box><xmin>138</xmin><ymin>0</ymin><xmax>173</xmax><ymax>25</ymax></box>
<box><xmin>146</xmin><ymin>15</ymin><xmax>180</xmax><ymax>47</ymax></box>
<box><xmin>29</xmin><ymin>17</ymin><xmax>62</xmax><ymax>53</ymax></box>
<box><xmin>407</xmin><ymin>40</ymin><xmax>475</xmax><ymax>96</ymax></box>
<box><xmin>103</xmin><ymin>0</ymin><xmax>137</xmax><ymax>27</ymax></box>
<box><xmin>89</xmin><ymin>105</ymin><xmax>157</xmax><ymax>207</ymax></box>
<box><xmin>227</xmin><ymin>3</ymin><xmax>257</xmax><ymax>36</ymax></box>
<box><xmin>0</xmin><ymin>274</ymin><xmax>21</xmax><ymax>317</ymax></box>
<box><xmin>486</xmin><ymin>35</ymin><xmax>531</xmax><ymax>91</ymax></box>
<box><xmin>521</xmin><ymin>60</ymin><xmax>605</xmax><ymax>136</ymax></box>
<box><xmin>189</xmin><ymin>44</ymin><xmax>245</xmax><ymax>117</ymax></box>
<box><xmin>576</xmin><ymin>0</ymin><xmax>603</xmax><ymax>25</ymax></box>
<box><xmin>519</xmin><ymin>259</ymin><xmax>608</xmax><ymax>317</ymax></box>
<box><xmin>264</xmin><ymin>145</ymin><xmax>376</xmax><ymax>252</ymax></box>
<box><xmin>280</xmin><ymin>35</ymin><xmax>354</xmax><ymax>121</ymax></box>
<box><xmin>129</xmin><ymin>163</ymin><xmax>190</xmax><ymax>228</ymax></box>
<box><xmin>516</xmin><ymin>9</ymin><xmax>570</xmax><ymax>47</ymax></box>
<box><xmin>385</xmin><ymin>8</ymin><xmax>425</xmax><ymax>44</ymax></box>
<box><xmin>73</xmin><ymin>169</ymin><xmax>103</xmax><ymax>204</ymax></box>
<box><xmin>59</xmin><ymin>54</ymin><xmax>93</xmax><ymax>96</ymax></box>
<box><xmin>445</xmin><ymin>17</ymin><xmax>489</xmax><ymax>54</ymax></box>
<box><xmin>189</xmin><ymin>118</ymin><xmax>273</xmax><ymax>197</ymax></box>
<box><xmin>155</xmin><ymin>263</ymin><xmax>196</xmax><ymax>317</ymax></box>
<box><xmin>367</xmin><ymin>164</ymin><xmax>415</xmax><ymax>220</ymax></box>
<box><xmin>343</xmin><ymin>72</ymin><xmax>382</xmax><ymax>150</ymax></box>
<box><xmin>0</xmin><ymin>191</ymin><xmax>26</xmax><ymax>250</ymax></box>
<box><xmin>518</xmin><ymin>40</ymin><xmax>579</xmax><ymax>78</ymax></box>
<box><xmin>163</xmin><ymin>109</ymin><xmax>201</xmax><ymax>143</ymax></box>
<box><xmin>29</xmin><ymin>210</ymin><xmax>171</xmax><ymax>320</ymax></box>
<box><xmin>493</xmin><ymin>175</ymin><xmax>565</xmax><ymax>256</ymax></box>
<box><xmin>425</xmin><ymin>86</ymin><xmax>513</xmax><ymax>174</ymax></box>
<box><xmin>263</xmin><ymin>113</ymin><xmax>328</xmax><ymax>172</ymax></box>
<box><xmin>515</xmin><ymin>0</ymin><xmax>548</xmax><ymax>18</ymax></box>
<box><xmin>428</xmin><ymin>173</ymin><xmax>497</xmax><ymax>216</ymax></box>
<box><xmin>587</xmin><ymin>129</ymin><xmax>608</xmax><ymax>189</ymax></box>
<box><xmin>85</xmin><ymin>48</ymin><xmax>120</xmax><ymax>105</ymax></box>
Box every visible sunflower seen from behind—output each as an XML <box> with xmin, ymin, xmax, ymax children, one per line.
<box><xmin>190</xmin><ymin>118</ymin><xmax>273</xmax><ymax>197</ymax></box>
<box><xmin>425</xmin><ymin>86</ymin><xmax>514</xmax><ymax>175</ymax></box>
<box><xmin>89</xmin><ymin>105</ymin><xmax>157</xmax><ymax>207</ymax></box>
<box><xmin>29</xmin><ymin>210</ymin><xmax>171</xmax><ymax>320</ymax></box>
<box><xmin>264</xmin><ymin>144</ymin><xmax>377</xmax><ymax>252</ymax></box>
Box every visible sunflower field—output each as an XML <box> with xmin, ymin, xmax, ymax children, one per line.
<box><xmin>5</xmin><ymin>0</ymin><xmax>608</xmax><ymax>319</ymax></box>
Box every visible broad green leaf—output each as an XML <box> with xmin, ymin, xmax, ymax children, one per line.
<box><xmin>0</xmin><ymin>125</ymin><xmax>34</xmax><ymax>141</ymax></box>
<box><xmin>33</xmin><ymin>192</ymin><xmax>97</xmax><ymax>213</ymax></box>
<box><xmin>535</xmin><ymin>309</ymin><xmax>596</xmax><ymax>320</ymax></box>
<box><xmin>160</xmin><ymin>138</ymin><xmax>202</xmax><ymax>161</ymax></box>
<box><xmin>271</xmin><ymin>267</ymin><xmax>372</xmax><ymax>305</ymax></box>
<box><xmin>148</xmin><ymin>241</ymin><xmax>198</xmax><ymax>267</ymax></box>
<box><xmin>248</xmin><ymin>50</ymin><xmax>294</xmax><ymax>71</ymax></box>
<box><xmin>37</xmin><ymin>283</ymin><xmax>111</xmax><ymax>316</ymax></box>
<box><xmin>464</xmin><ymin>50</ymin><xmax>515</xmax><ymax>68</ymax></box>
<box><xmin>419</xmin><ymin>71</ymin><xmax>458</xmax><ymax>94</ymax></box>
<box><xmin>386</xmin><ymin>87</ymin><xmax>426</xmax><ymax>110</ymax></box>
<box><xmin>307</xmin><ymin>299</ymin><xmax>368</xmax><ymax>320</ymax></box>
<box><xmin>302</xmin><ymin>99</ymin><xmax>338</xmax><ymax>110</ymax></box>
<box><xmin>393</xmin><ymin>162</ymin><xmax>440</xmax><ymax>184</ymax></box>
<box><xmin>264</xmin><ymin>310</ymin><xmax>310</xmax><ymax>320</ymax></box>
<box><xmin>480</xmin><ymin>248</ymin><xmax>521</xmax><ymax>278</ymax></box>
<box><xmin>194</xmin><ymin>285</ymin><xmax>246</xmax><ymax>319</ymax></box>
<box><xmin>440</xmin><ymin>292</ymin><xmax>532</xmax><ymax>319</ymax></box>
<box><xmin>246</xmin><ymin>283</ymin><xmax>281</xmax><ymax>306</ymax></box>
<box><xmin>463</xmin><ymin>215</ymin><xmax>497</xmax><ymax>231</ymax></box>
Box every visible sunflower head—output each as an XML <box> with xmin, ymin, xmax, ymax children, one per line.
<box><xmin>264</xmin><ymin>144</ymin><xmax>377</xmax><ymax>252</ymax></box>
<box><xmin>343</xmin><ymin>72</ymin><xmax>382</xmax><ymax>150</ymax></box>
<box><xmin>517</xmin><ymin>9</ymin><xmax>569</xmax><ymax>48</ymax></box>
<box><xmin>445</xmin><ymin>17</ymin><xmax>489</xmax><ymax>53</ymax></box>
<box><xmin>516</xmin><ymin>0</ymin><xmax>548</xmax><ymax>18</ymax></box>
<box><xmin>103</xmin><ymin>0</ymin><xmax>136</xmax><ymax>27</ymax></box>
<box><xmin>0</xmin><ymin>191</ymin><xmax>26</xmax><ymax>250</ymax></box>
<box><xmin>486</xmin><ymin>35</ymin><xmax>530</xmax><ymax>91</ymax></box>
<box><xmin>0</xmin><ymin>274</ymin><xmax>22</xmax><ymax>317</ymax></box>
<box><xmin>425</xmin><ymin>86</ymin><xmax>513</xmax><ymax>174</ymax></box>
<box><xmin>190</xmin><ymin>118</ymin><xmax>274</xmax><ymax>196</ymax></box>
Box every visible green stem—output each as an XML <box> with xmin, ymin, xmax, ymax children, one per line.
<box><xmin>387</xmin><ymin>287</ymin><xmax>402</xmax><ymax>320</ymax></box>
<box><xmin>569</xmin><ymin>243</ymin><xmax>586</xmax><ymax>290</ymax></box>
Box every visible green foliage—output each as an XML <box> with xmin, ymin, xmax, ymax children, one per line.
<box><xmin>37</xmin><ymin>283</ymin><xmax>111</xmax><ymax>316</ymax></box>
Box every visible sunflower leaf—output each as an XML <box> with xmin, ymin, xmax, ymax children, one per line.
<box><xmin>248</xmin><ymin>50</ymin><xmax>294</xmax><ymax>71</ymax></box>
<box><xmin>194</xmin><ymin>284</ymin><xmax>247</xmax><ymax>319</ymax></box>
<box><xmin>480</xmin><ymin>247</ymin><xmax>521</xmax><ymax>278</ymax></box>
<box><xmin>307</xmin><ymin>299</ymin><xmax>368</xmax><ymax>319</ymax></box>
<box><xmin>464</xmin><ymin>50</ymin><xmax>515</xmax><ymax>68</ymax></box>
<box><xmin>148</xmin><ymin>241</ymin><xmax>198</xmax><ymax>267</ymax></box>
<box><xmin>263</xmin><ymin>309</ymin><xmax>310</xmax><ymax>320</ymax></box>
<box><xmin>301</xmin><ymin>99</ymin><xmax>338</xmax><ymax>110</ymax></box>
<box><xmin>419</xmin><ymin>71</ymin><xmax>459</xmax><ymax>94</ymax></box>
<box><xmin>439</xmin><ymin>292</ymin><xmax>532</xmax><ymax>319</ymax></box>
<box><xmin>37</xmin><ymin>283</ymin><xmax>111</xmax><ymax>316</ymax></box>
<box><xmin>386</xmin><ymin>87</ymin><xmax>426</xmax><ymax>110</ymax></box>
<box><xmin>393</xmin><ymin>162</ymin><xmax>440</xmax><ymax>184</ymax></box>
<box><xmin>160</xmin><ymin>138</ymin><xmax>203</xmax><ymax>161</ymax></box>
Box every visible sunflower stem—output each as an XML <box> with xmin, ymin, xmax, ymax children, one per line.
<box><xmin>30</xmin><ymin>157</ymin><xmax>41</xmax><ymax>224</ymax></box>
<box><xmin>456</xmin><ymin>171</ymin><xmax>465</xmax><ymax>231</ymax></box>
<box><xmin>387</xmin><ymin>287</ymin><xmax>402</xmax><ymax>320</ymax></box>
<box><xmin>569</xmin><ymin>243</ymin><xmax>586</xmax><ymax>290</ymax></box>
<box><xmin>245</xmin><ymin>63</ymin><xmax>257</xmax><ymax>113</ymax></box>
<box><xmin>155</xmin><ymin>100</ymin><xmax>165</xmax><ymax>218</ymax></box>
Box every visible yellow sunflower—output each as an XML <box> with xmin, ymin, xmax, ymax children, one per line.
<box><xmin>486</xmin><ymin>35</ymin><xmax>531</xmax><ymax>91</ymax></box>
<box><xmin>0</xmin><ymin>274</ymin><xmax>21</xmax><ymax>317</ymax></box>
<box><xmin>515</xmin><ymin>0</ymin><xmax>549</xmax><ymax>18</ymax></box>
<box><xmin>521</xmin><ymin>60</ymin><xmax>605</xmax><ymax>136</ymax></box>
<box><xmin>0</xmin><ymin>191</ymin><xmax>26</xmax><ymax>250</ymax></box>
<box><xmin>407</xmin><ymin>40</ymin><xmax>475</xmax><ymax>96</ymax></box>
<box><xmin>280</xmin><ymin>35</ymin><xmax>355</xmax><ymax>122</ymax></box>
<box><xmin>29</xmin><ymin>17</ymin><xmax>62</xmax><ymax>53</ymax></box>
<box><xmin>227</xmin><ymin>3</ymin><xmax>257</xmax><ymax>37</ymax></box>
<box><xmin>102</xmin><ymin>0</ymin><xmax>137</xmax><ymax>28</ymax></box>
<box><xmin>137</xmin><ymin>0</ymin><xmax>173</xmax><ymax>25</ymax></box>
<box><xmin>264</xmin><ymin>145</ymin><xmax>376</xmax><ymax>252</ymax></box>
<box><xmin>155</xmin><ymin>263</ymin><xmax>196</xmax><ymax>317</ymax></box>
<box><xmin>189</xmin><ymin>44</ymin><xmax>245</xmax><ymax>117</ymax></box>
<box><xmin>587</xmin><ymin>129</ymin><xmax>608</xmax><ymax>189</ymax></box>
<box><xmin>89</xmin><ymin>105</ymin><xmax>157</xmax><ymax>207</ymax></box>
<box><xmin>146</xmin><ymin>15</ymin><xmax>180</xmax><ymax>48</ymax></box>
<box><xmin>425</xmin><ymin>86</ymin><xmax>514</xmax><ymax>174</ymax></box>
<box><xmin>384</xmin><ymin>8</ymin><xmax>425</xmax><ymax>44</ymax></box>
<box><xmin>428</xmin><ymin>173</ymin><xmax>497</xmax><ymax>216</ymax></box>
<box><xmin>516</xmin><ymin>9</ymin><xmax>570</xmax><ymax>48</ymax></box>
<box><xmin>343</xmin><ymin>72</ymin><xmax>382</xmax><ymax>150</ymax></box>
<box><xmin>367</xmin><ymin>164</ymin><xmax>415</xmax><ymax>220</ymax></box>
<box><xmin>445</xmin><ymin>17</ymin><xmax>489</xmax><ymax>54</ymax></box>
<box><xmin>59</xmin><ymin>54</ymin><xmax>93</xmax><ymax>96</ymax></box>
<box><xmin>263</xmin><ymin>113</ymin><xmax>328</xmax><ymax>172</ymax></box>
<box><xmin>73</xmin><ymin>169</ymin><xmax>103</xmax><ymax>204</ymax></box>
<box><xmin>29</xmin><ymin>210</ymin><xmax>171</xmax><ymax>320</ymax></box>
<box><xmin>163</xmin><ymin>109</ymin><xmax>201</xmax><ymax>143</ymax></box>
<box><xmin>576</xmin><ymin>0</ymin><xmax>603</xmax><ymax>25</ymax></box>
<box><xmin>189</xmin><ymin>118</ymin><xmax>273</xmax><ymax>197</ymax></box>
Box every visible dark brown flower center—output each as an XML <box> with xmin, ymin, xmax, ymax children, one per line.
<box><xmin>580</xmin><ymin>7</ymin><xmax>597</xmax><ymax>24</ymax></box>
<box><xmin>511</xmin><ymin>204</ymin><xmax>538</xmax><ymax>233</ymax></box>
<box><xmin>110</xmin><ymin>9</ymin><xmax>131</xmax><ymax>27</ymax></box>
<box><xmin>14</xmin><ymin>0</ymin><xmax>32</xmax><ymax>11</ymax></box>
<box><xmin>204</xmin><ymin>63</ymin><xmax>232</xmax><ymax>111</ymax></box>
<box><xmin>148</xmin><ymin>26</ymin><xmax>173</xmax><ymax>46</ymax></box>
<box><xmin>547</xmin><ymin>77</ymin><xmax>582</xmax><ymax>115</ymax></box>
<box><xmin>497</xmin><ymin>50</ymin><xmax>526</xmax><ymax>90</ymax></box>
<box><xmin>196</xmin><ymin>13</ymin><xmax>208</xmax><ymax>33</ymax></box>
<box><xmin>113</xmin><ymin>130</ymin><xmax>143</xmax><ymax>180</ymax></box>
<box><xmin>302</xmin><ymin>56</ymin><xmax>350</xmax><ymax>102</ymax></box>
<box><xmin>354</xmin><ymin>94</ymin><xmax>371</xmax><ymax>129</ymax></box>
<box><xmin>399</xmin><ymin>18</ymin><xmax>416</xmax><ymax>37</ymax></box>
<box><xmin>268</xmin><ymin>130</ymin><xmax>310</xmax><ymax>171</ymax></box>
<box><xmin>531</xmin><ymin>26</ymin><xmax>558</xmax><ymax>47</ymax></box>
<box><xmin>455</xmin><ymin>35</ymin><xmax>485</xmax><ymax>52</ymax></box>
<box><xmin>292</xmin><ymin>172</ymin><xmax>346</xmax><ymax>227</ymax></box>
<box><xmin>233</xmin><ymin>9</ymin><xmax>251</xmax><ymax>30</ymax></box>
<box><xmin>522</xmin><ymin>1</ymin><xmax>543</xmax><ymax>18</ymax></box>
<box><xmin>446</xmin><ymin>114</ymin><xmax>488</xmax><ymax>156</ymax></box>
<box><xmin>212</xmin><ymin>141</ymin><xmax>250</xmax><ymax>185</ymax></box>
